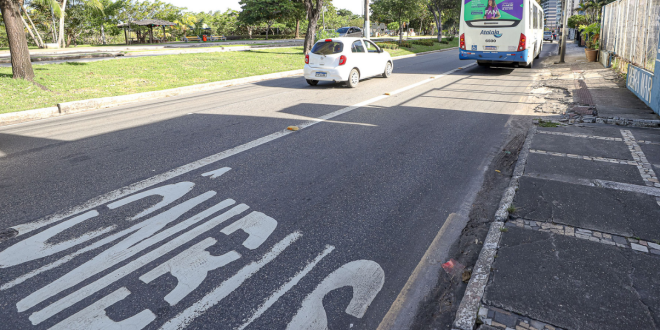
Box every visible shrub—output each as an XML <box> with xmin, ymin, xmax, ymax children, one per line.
<box><xmin>377</xmin><ymin>42</ymin><xmax>399</xmax><ymax>50</ymax></box>
<box><xmin>447</xmin><ymin>36</ymin><xmax>455</xmax><ymax>41</ymax></box>
<box><xmin>439</xmin><ymin>40</ymin><xmax>449</xmax><ymax>44</ymax></box>
<box><xmin>412</xmin><ymin>39</ymin><xmax>435</xmax><ymax>46</ymax></box>
<box><xmin>399</xmin><ymin>41</ymin><xmax>412</xmax><ymax>48</ymax></box>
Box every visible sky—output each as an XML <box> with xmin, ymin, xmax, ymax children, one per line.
<box><xmin>160</xmin><ymin>0</ymin><xmax>364</xmax><ymax>15</ymax></box>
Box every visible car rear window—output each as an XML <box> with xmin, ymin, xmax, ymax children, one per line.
<box><xmin>336</xmin><ymin>28</ymin><xmax>349</xmax><ymax>33</ymax></box>
<box><xmin>312</xmin><ymin>41</ymin><xmax>344</xmax><ymax>55</ymax></box>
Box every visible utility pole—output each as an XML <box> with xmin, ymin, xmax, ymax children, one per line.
<box><xmin>558</xmin><ymin>0</ymin><xmax>569</xmax><ymax>62</ymax></box>
<box><xmin>364</xmin><ymin>0</ymin><xmax>370</xmax><ymax>39</ymax></box>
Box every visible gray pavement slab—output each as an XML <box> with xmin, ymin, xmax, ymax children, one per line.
<box><xmin>524</xmin><ymin>153</ymin><xmax>646</xmax><ymax>185</ymax></box>
<box><xmin>641</xmin><ymin>143</ymin><xmax>660</xmax><ymax>167</ymax></box>
<box><xmin>514</xmin><ymin>176</ymin><xmax>660</xmax><ymax>240</ymax></box>
<box><xmin>531</xmin><ymin>132</ymin><xmax>634</xmax><ymax>160</ymax></box>
<box><xmin>484</xmin><ymin>227</ymin><xmax>660</xmax><ymax>330</ymax></box>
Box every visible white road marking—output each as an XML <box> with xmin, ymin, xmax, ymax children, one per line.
<box><xmin>49</xmin><ymin>287</ymin><xmax>156</xmax><ymax>330</ymax></box>
<box><xmin>9</xmin><ymin>64</ymin><xmax>470</xmax><ymax>238</ymax></box>
<box><xmin>159</xmin><ymin>231</ymin><xmax>303</xmax><ymax>330</ymax></box>
<box><xmin>286</xmin><ymin>260</ymin><xmax>385</xmax><ymax>330</ymax></box>
<box><xmin>107</xmin><ymin>182</ymin><xmax>195</xmax><ymax>220</ymax></box>
<box><xmin>2</xmin><ymin>183</ymin><xmax>202</xmax><ymax>290</ymax></box>
<box><xmin>140</xmin><ymin>237</ymin><xmax>242</xmax><ymax>306</ymax></box>
<box><xmin>220</xmin><ymin>212</ymin><xmax>278</xmax><ymax>250</ymax></box>
<box><xmin>0</xmin><ymin>211</ymin><xmax>108</xmax><ymax>268</ymax></box>
<box><xmin>28</xmin><ymin>201</ymin><xmax>248</xmax><ymax>325</ymax></box>
<box><xmin>202</xmin><ymin>167</ymin><xmax>232</xmax><ymax>179</ymax></box>
<box><xmin>236</xmin><ymin>245</ymin><xmax>336</xmax><ymax>330</ymax></box>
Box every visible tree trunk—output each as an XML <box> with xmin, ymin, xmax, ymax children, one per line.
<box><xmin>19</xmin><ymin>9</ymin><xmax>39</xmax><ymax>47</ymax></box>
<box><xmin>50</xmin><ymin>7</ymin><xmax>57</xmax><ymax>42</ymax></box>
<box><xmin>0</xmin><ymin>0</ymin><xmax>35</xmax><ymax>80</ymax></box>
<box><xmin>295</xmin><ymin>19</ymin><xmax>300</xmax><ymax>38</ymax></box>
<box><xmin>303</xmin><ymin>0</ymin><xmax>323</xmax><ymax>54</ymax></box>
<box><xmin>430</xmin><ymin>5</ymin><xmax>442</xmax><ymax>42</ymax></box>
<box><xmin>22</xmin><ymin>4</ymin><xmax>44</xmax><ymax>47</ymax></box>
<box><xmin>57</xmin><ymin>0</ymin><xmax>67</xmax><ymax>48</ymax></box>
<box><xmin>266</xmin><ymin>23</ymin><xmax>270</xmax><ymax>40</ymax></box>
<box><xmin>101</xmin><ymin>24</ymin><xmax>106</xmax><ymax>45</ymax></box>
<box><xmin>248</xmin><ymin>26</ymin><xmax>252</xmax><ymax>39</ymax></box>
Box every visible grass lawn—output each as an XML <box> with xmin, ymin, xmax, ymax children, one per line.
<box><xmin>1</xmin><ymin>47</ymin><xmax>305</xmax><ymax>114</ymax></box>
<box><xmin>1</xmin><ymin>40</ymin><xmax>457</xmax><ymax>114</ymax></box>
<box><xmin>383</xmin><ymin>38</ymin><xmax>459</xmax><ymax>57</ymax></box>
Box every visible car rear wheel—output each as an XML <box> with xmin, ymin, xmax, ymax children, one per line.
<box><xmin>382</xmin><ymin>62</ymin><xmax>393</xmax><ymax>78</ymax></box>
<box><xmin>346</xmin><ymin>69</ymin><xmax>360</xmax><ymax>88</ymax></box>
<box><xmin>306</xmin><ymin>79</ymin><xmax>319</xmax><ymax>86</ymax></box>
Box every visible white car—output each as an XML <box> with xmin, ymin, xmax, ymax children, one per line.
<box><xmin>304</xmin><ymin>37</ymin><xmax>393</xmax><ymax>88</ymax></box>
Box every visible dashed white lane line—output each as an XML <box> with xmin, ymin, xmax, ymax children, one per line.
<box><xmin>9</xmin><ymin>63</ymin><xmax>475</xmax><ymax>237</ymax></box>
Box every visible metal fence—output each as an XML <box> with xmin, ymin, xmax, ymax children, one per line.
<box><xmin>601</xmin><ymin>0</ymin><xmax>660</xmax><ymax>72</ymax></box>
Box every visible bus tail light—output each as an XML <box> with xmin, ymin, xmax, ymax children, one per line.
<box><xmin>339</xmin><ymin>55</ymin><xmax>347</xmax><ymax>66</ymax></box>
<box><xmin>518</xmin><ymin>33</ymin><xmax>527</xmax><ymax>51</ymax></box>
<box><xmin>305</xmin><ymin>54</ymin><xmax>309</xmax><ymax>64</ymax></box>
<box><xmin>460</xmin><ymin>33</ymin><xmax>466</xmax><ymax>50</ymax></box>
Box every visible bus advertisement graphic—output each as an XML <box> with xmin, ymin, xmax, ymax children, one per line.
<box><xmin>464</xmin><ymin>0</ymin><xmax>524</xmax><ymax>21</ymax></box>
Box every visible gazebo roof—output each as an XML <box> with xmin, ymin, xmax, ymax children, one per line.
<box><xmin>118</xmin><ymin>19</ymin><xmax>176</xmax><ymax>27</ymax></box>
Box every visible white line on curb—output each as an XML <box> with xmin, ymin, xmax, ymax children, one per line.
<box><xmin>8</xmin><ymin>63</ymin><xmax>474</xmax><ymax>237</ymax></box>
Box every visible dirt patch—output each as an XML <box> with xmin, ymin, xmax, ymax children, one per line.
<box><xmin>411</xmin><ymin>117</ymin><xmax>531</xmax><ymax>329</ymax></box>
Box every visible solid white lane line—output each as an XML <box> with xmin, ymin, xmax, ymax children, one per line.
<box><xmin>159</xmin><ymin>232</ymin><xmax>303</xmax><ymax>330</ymax></box>
<box><xmin>236</xmin><ymin>245</ymin><xmax>335</xmax><ymax>330</ymax></box>
<box><xmin>9</xmin><ymin>64</ymin><xmax>472</xmax><ymax>237</ymax></box>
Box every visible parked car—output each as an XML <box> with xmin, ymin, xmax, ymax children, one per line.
<box><xmin>544</xmin><ymin>31</ymin><xmax>553</xmax><ymax>42</ymax></box>
<box><xmin>304</xmin><ymin>37</ymin><xmax>393</xmax><ymax>88</ymax></box>
<box><xmin>336</xmin><ymin>27</ymin><xmax>363</xmax><ymax>38</ymax></box>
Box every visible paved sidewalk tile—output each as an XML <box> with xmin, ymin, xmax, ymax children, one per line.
<box><xmin>514</xmin><ymin>176</ymin><xmax>660</xmax><ymax>240</ymax></box>
<box><xmin>530</xmin><ymin>133</ymin><xmax>634</xmax><ymax>161</ymax></box>
<box><xmin>483</xmin><ymin>227</ymin><xmax>660</xmax><ymax>330</ymax></box>
<box><xmin>524</xmin><ymin>153</ymin><xmax>646</xmax><ymax>185</ymax></box>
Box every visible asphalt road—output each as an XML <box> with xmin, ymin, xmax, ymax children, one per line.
<box><xmin>0</xmin><ymin>47</ymin><xmax>551</xmax><ymax>330</ymax></box>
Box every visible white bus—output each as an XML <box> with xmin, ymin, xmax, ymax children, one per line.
<box><xmin>459</xmin><ymin>0</ymin><xmax>544</xmax><ymax>67</ymax></box>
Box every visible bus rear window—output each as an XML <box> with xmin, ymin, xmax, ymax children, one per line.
<box><xmin>464</xmin><ymin>0</ymin><xmax>524</xmax><ymax>22</ymax></box>
<box><xmin>312</xmin><ymin>41</ymin><xmax>344</xmax><ymax>55</ymax></box>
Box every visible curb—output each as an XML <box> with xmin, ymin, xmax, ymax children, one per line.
<box><xmin>452</xmin><ymin>125</ymin><xmax>536</xmax><ymax>330</ymax></box>
<box><xmin>56</xmin><ymin>69</ymin><xmax>304</xmax><ymax>115</ymax></box>
<box><xmin>0</xmin><ymin>47</ymin><xmax>459</xmax><ymax>127</ymax></box>
<box><xmin>0</xmin><ymin>107</ymin><xmax>61</xmax><ymax>126</ymax></box>
<box><xmin>0</xmin><ymin>53</ymin><xmax>119</xmax><ymax>64</ymax></box>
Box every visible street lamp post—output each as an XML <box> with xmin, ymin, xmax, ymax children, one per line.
<box><xmin>364</xmin><ymin>0</ymin><xmax>370</xmax><ymax>39</ymax></box>
<box><xmin>558</xmin><ymin>0</ymin><xmax>569</xmax><ymax>63</ymax></box>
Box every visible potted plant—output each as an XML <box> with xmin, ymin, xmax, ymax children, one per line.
<box><xmin>581</xmin><ymin>23</ymin><xmax>600</xmax><ymax>62</ymax></box>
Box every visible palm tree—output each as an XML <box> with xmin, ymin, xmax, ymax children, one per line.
<box><xmin>33</xmin><ymin>0</ymin><xmax>103</xmax><ymax>47</ymax></box>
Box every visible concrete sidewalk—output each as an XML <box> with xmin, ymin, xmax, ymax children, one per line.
<box><xmin>461</xmin><ymin>42</ymin><xmax>660</xmax><ymax>330</ymax></box>
<box><xmin>530</xmin><ymin>42</ymin><xmax>660</xmax><ymax>124</ymax></box>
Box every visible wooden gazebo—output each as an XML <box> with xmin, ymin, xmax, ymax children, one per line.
<box><xmin>118</xmin><ymin>19</ymin><xmax>176</xmax><ymax>44</ymax></box>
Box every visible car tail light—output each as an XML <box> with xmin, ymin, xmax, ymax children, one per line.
<box><xmin>518</xmin><ymin>33</ymin><xmax>526</xmax><ymax>51</ymax></box>
<box><xmin>460</xmin><ymin>33</ymin><xmax>466</xmax><ymax>50</ymax></box>
<box><xmin>339</xmin><ymin>55</ymin><xmax>347</xmax><ymax>66</ymax></box>
<box><xmin>305</xmin><ymin>54</ymin><xmax>309</xmax><ymax>64</ymax></box>
<box><xmin>325</xmin><ymin>39</ymin><xmax>332</xmax><ymax>42</ymax></box>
